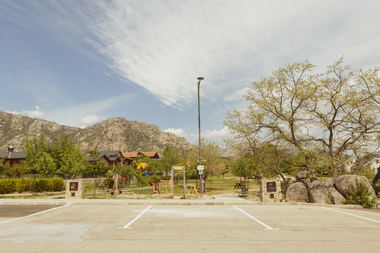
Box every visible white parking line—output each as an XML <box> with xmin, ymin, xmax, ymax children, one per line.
<box><xmin>321</xmin><ymin>207</ymin><xmax>380</xmax><ymax>224</ymax></box>
<box><xmin>124</xmin><ymin>205</ymin><xmax>152</xmax><ymax>229</ymax></box>
<box><xmin>0</xmin><ymin>202</ymin><xmax>71</xmax><ymax>225</ymax></box>
<box><xmin>232</xmin><ymin>206</ymin><xmax>278</xmax><ymax>230</ymax></box>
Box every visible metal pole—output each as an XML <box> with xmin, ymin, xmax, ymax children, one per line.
<box><xmin>197</xmin><ymin>77</ymin><xmax>204</xmax><ymax>195</ymax></box>
<box><xmin>115</xmin><ymin>174</ymin><xmax>119</xmax><ymax>198</ymax></box>
<box><xmin>183</xmin><ymin>167</ymin><xmax>186</xmax><ymax>198</ymax></box>
<box><xmin>171</xmin><ymin>167</ymin><xmax>174</xmax><ymax>197</ymax></box>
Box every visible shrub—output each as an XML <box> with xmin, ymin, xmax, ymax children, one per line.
<box><xmin>150</xmin><ymin>175</ymin><xmax>161</xmax><ymax>184</ymax></box>
<box><xmin>47</xmin><ymin>178</ymin><xmax>64</xmax><ymax>192</ymax></box>
<box><xmin>0</xmin><ymin>178</ymin><xmax>65</xmax><ymax>194</ymax></box>
<box><xmin>345</xmin><ymin>182</ymin><xmax>376</xmax><ymax>208</ymax></box>
<box><xmin>102</xmin><ymin>178</ymin><xmax>114</xmax><ymax>189</ymax></box>
<box><xmin>0</xmin><ymin>179</ymin><xmax>17</xmax><ymax>194</ymax></box>
<box><xmin>15</xmin><ymin>179</ymin><xmax>31</xmax><ymax>193</ymax></box>
<box><xmin>33</xmin><ymin>178</ymin><xmax>49</xmax><ymax>192</ymax></box>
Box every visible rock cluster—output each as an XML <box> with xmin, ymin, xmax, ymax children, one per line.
<box><xmin>285</xmin><ymin>171</ymin><xmax>375</xmax><ymax>204</ymax></box>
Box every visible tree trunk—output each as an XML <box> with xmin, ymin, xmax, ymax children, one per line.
<box><xmin>30</xmin><ymin>173</ymin><xmax>37</xmax><ymax>192</ymax></box>
<box><xmin>371</xmin><ymin>166</ymin><xmax>380</xmax><ymax>193</ymax></box>
<box><xmin>93</xmin><ymin>177</ymin><xmax>97</xmax><ymax>199</ymax></box>
<box><xmin>305</xmin><ymin>154</ymin><xmax>311</xmax><ymax>172</ymax></box>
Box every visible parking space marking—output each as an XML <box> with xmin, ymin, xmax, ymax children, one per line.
<box><xmin>321</xmin><ymin>207</ymin><xmax>380</xmax><ymax>224</ymax></box>
<box><xmin>123</xmin><ymin>205</ymin><xmax>152</xmax><ymax>229</ymax></box>
<box><xmin>0</xmin><ymin>202</ymin><xmax>71</xmax><ymax>225</ymax></box>
<box><xmin>232</xmin><ymin>206</ymin><xmax>278</xmax><ymax>230</ymax></box>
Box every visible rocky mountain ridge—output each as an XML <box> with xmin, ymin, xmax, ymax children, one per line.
<box><xmin>0</xmin><ymin>110</ymin><xmax>192</xmax><ymax>155</ymax></box>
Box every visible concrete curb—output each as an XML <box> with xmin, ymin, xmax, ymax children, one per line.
<box><xmin>0</xmin><ymin>198</ymin><xmax>370</xmax><ymax>209</ymax></box>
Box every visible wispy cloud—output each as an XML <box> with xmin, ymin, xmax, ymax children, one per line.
<box><xmin>4</xmin><ymin>1</ymin><xmax>379</xmax><ymax>108</ymax></box>
<box><xmin>164</xmin><ymin>126</ymin><xmax>231</xmax><ymax>146</ymax></box>
<box><xmin>164</xmin><ymin>128</ymin><xmax>185</xmax><ymax>137</ymax></box>
<box><xmin>85</xmin><ymin>0</ymin><xmax>380</xmax><ymax>107</ymax></box>
<box><xmin>2</xmin><ymin>0</ymin><xmax>379</xmax><ymax>134</ymax></box>
<box><xmin>43</xmin><ymin>93</ymin><xmax>134</xmax><ymax>127</ymax></box>
<box><xmin>224</xmin><ymin>88</ymin><xmax>249</xmax><ymax>102</ymax></box>
<box><xmin>80</xmin><ymin>114</ymin><xmax>103</xmax><ymax>128</ymax></box>
<box><xmin>22</xmin><ymin>106</ymin><xmax>44</xmax><ymax>118</ymax></box>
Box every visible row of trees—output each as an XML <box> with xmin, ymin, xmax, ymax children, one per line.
<box><xmin>0</xmin><ymin>135</ymin><xmax>229</xmax><ymax>183</ymax></box>
<box><xmin>225</xmin><ymin>58</ymin><xmax>379</xmax><ymax>186</ymax></box>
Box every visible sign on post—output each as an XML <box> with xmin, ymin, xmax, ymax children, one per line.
<box><xmin>197</xmin><ymin>165</ymin><xmax>204</xmax><ymax>175</ymax></box>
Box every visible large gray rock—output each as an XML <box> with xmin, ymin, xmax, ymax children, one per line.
<box><xmin>335</xmin><ymin>175</ymin><xmax>376</xmax><ymax>199</ymax></box>
<box><xmin>286</xmin><ymin>182</ymin><xmax>308</xmax><ymax>202</ymax></box>
<box><xmin>296</xmin><ymin>170</ymin><xmax>317</xmax><ymax>187</ymax></box>
<box><xmin>308</xmin><ymin>179</ymin><xmax>345</xmax><ymax>204</ymax></box>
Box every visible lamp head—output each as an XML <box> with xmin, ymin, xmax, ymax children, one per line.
<box><xmin>197</xmin><ymin>77</ymin><xmax>204</xmax><ymax>81</ymax></box>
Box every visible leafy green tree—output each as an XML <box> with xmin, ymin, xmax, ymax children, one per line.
<box><xmin>51</xmin><ymin>135</ymin><xmax>87</xmax><ymax>178</ymax></box>
<box><xmin>232</xmin><ymin>154</ymin><xmax>256</xmax><ymax>180</ymax></box>
<box><xmin>25</xmin><ymin>134</ymin><xmax>56</xmax><ymax>191</ymax></box>
<box><xmin>0</xmin><ymin>157</ymin><xmax>7</xmax><ymax>177</ymax></box>
<box><xmin>225</xmin><ymin>58</ymin><xmax>379</xmax><ymax>181</ymax></box>
<box><xmin>118</xmin><ymin>165</ymin><xmax>135</xmax><ymax>182</ymax></box>
<box><xmin>86</xmin><ymin>148</ymin><xmax>108</xmax><ymax>198</ymax></box>
<box><xmin>2</xmin><ymin>162</ymin><xmax>26</xmax><ymax>178</ymax></box>
<box><xmin>201</xmin><ymin>140</ymin><xmax>225</xmax><ymax>177</ymax></box>
<box><xmin>161</xmin><ymin>146</ymin><xmax>181</xmax><ymax>175</ymax></box>
<box><xmin>182</xmin><ymin>148</ymin><xmax>201</xmax><ymax>179</ymax></box>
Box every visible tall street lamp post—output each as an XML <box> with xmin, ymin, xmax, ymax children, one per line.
<box><xmin>197</xmin><ymin>77</ymin><xmax>204</xmax><ymax>195</ymax></box>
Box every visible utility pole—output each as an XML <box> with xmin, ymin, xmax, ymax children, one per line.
<box><xmin>197</xmin><ymin>77</ymin><xmax>204</xmax><ymax>195</ymax></box>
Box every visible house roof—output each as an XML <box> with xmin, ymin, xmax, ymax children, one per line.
<box><xmin>98</xmin><ymin>151</ymin><xmax>122</xmax><ymax>162</ymax></box>
<box><xmin>87</xmin><ymin>150</ymin><xmax>123</xmax><ymax>162</ymax></box>
<box><xmin>141</xmin><ymin>152</ymin><xmax>160</xmax><ymax>159</ymax></box>
<box><xmin>122</xmin><ymin>152</ymin><xmax>140</xmax><ymax>158</ymax></box>
<box><xmin>122</xmin><ymin>151</ymin><xmax>160</xmax><ymax>159</ymax></box>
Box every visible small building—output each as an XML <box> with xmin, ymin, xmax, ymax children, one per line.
<box><xmin>0</xmin><ymin>146</ymin><xmax>26</xmax><ymax>165</ymax></box>
<box><xmin>86</xmin><ymin>150</ymin><xmax>125</xmax><ymax>167</ymax></box>
<box><xmin>345</xmin><ymin>153</ymin><xmax>380</xmax><ymax>173</ymax></box>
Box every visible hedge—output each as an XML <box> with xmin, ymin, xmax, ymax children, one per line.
<box><xmin>0</xmin><ymin>178</ymin><xmax>65</xmax><ymax>194</ymax></box>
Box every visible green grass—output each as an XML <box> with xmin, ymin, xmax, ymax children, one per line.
<box><xmin>0</xmin><ymin>177</ymin><xmax>262</xmax><ymax>199</ymax></box>
<box><xmin>0</xmin><ymin>192</ymin><xmax>64</xmax><ymax>199</ymax></box>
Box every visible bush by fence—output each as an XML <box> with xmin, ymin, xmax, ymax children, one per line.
<box><xmin>0</xmin><ymin>178</ymin><xmax>65</xmax><ymax>194</ymax></box>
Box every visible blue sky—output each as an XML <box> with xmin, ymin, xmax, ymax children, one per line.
<box><xmin>0</xmin><ymin>0</ymin><xmax>379</xmax><ymax>146</ymax></box>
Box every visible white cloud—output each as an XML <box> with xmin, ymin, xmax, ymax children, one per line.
<box><xmin>165</xmin><ymin>126</ymin><xmax>231</xmax><ymax>146</ymax></box>
<box><xmin>80</xmin><ymin>114</ymin><xmax>103</xmax><ymax>126</ymax></box>
<box><xmin>43</xmin><ymin>93</ymin><xmax>134</xmax><ymax>127</ymax></box>
<box><xmin>164</xmin><ymin>128</ymin><xmax>185</xmax><ymax>137</ymax></box>
<box><xmin>3</xmin><ymin>1</ymin><xmax>379</xmax><ymax>109</ymax></box>
<box><xmin>84</xmin><ymin>0</ymin><xmax>380</xmax><ymax>107</ymax></box>
<box><xmin>22</xmin><ymin>106</ymin><xmax>44</xmax><ymax>118</ymax></box>
<box><xmin>203</xmin><ymin>126</ymin><xmax>231</xmax><ymax>144</ymax></box>
<box><xmin>6</xmin><ymin>111</ymin><xmax>20</xmax><ymax>115</ymax></box>
<box><xmin>224</xmin><ymin>88</ymin><xmax>250</xmax><ymax>102</ymax></box>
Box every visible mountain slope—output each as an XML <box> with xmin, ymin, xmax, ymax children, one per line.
<box><xmin>0</xmin><ymin>110</ymin><xmax>192</xmax><ymax>154</ymax></box>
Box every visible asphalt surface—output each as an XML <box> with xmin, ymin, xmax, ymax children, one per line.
<box><xmin>0</xmin><ymin>201</ymin><xmax>379</xmax><ymax>253</ymax></box>
<box><xmin>0</xmin><ymin>205</ymin><xmax>61</xmax><ymax>218</ymax></box>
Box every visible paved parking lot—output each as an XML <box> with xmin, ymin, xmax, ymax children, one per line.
<box><xmin>0</xmin><ymin>203</ymin><xmax>379</xmax><ymax>252</ymax></box>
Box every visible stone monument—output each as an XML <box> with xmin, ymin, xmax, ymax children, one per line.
<box><xmin>260</xmin><ymin>178</ymin><xmax>283</xmax><ymax>202</ymax></box>
<box><xmin>65</xmin><ymin>179</ymin><xmax>85</xmax><ymax>199</ymax></box>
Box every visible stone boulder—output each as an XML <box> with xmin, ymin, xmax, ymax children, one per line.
<box><xmin>295</xmin><ymin>170</ymin><xmax>317</xmax><ymax>187</ymax></box>
<box><xmin>308</xmin><ymin>179</ymin><xmax>345</xmax><ymax>204</ymax></box>
<box><xmin>286</xmin><ymin>182</ymin><xmax>308</xmax><ymax>202</ymax></box>
<box><xmin>296</xmin><ymin>170</ymin><xmax>309</xmax><ymax>181</ymax></box>
<box><xmin>335</xmin><ymin>175</ymin><xmax>376</xmax><ymax>199</ymax></box>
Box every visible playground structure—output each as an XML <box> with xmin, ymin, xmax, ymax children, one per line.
<box><xmin>111</xmin><ymin>174</ymin><xmax>130</xmax><ymax>196</ymax></box>
<box><xmin>109</xmin><ymin>163</ymin><xmax>207</xmax><ymax>198</ymax></box>
<box><xmin>170</xmin><ymin>166</ymin><xmax>186</xmax><ymax>198</ymax></box>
